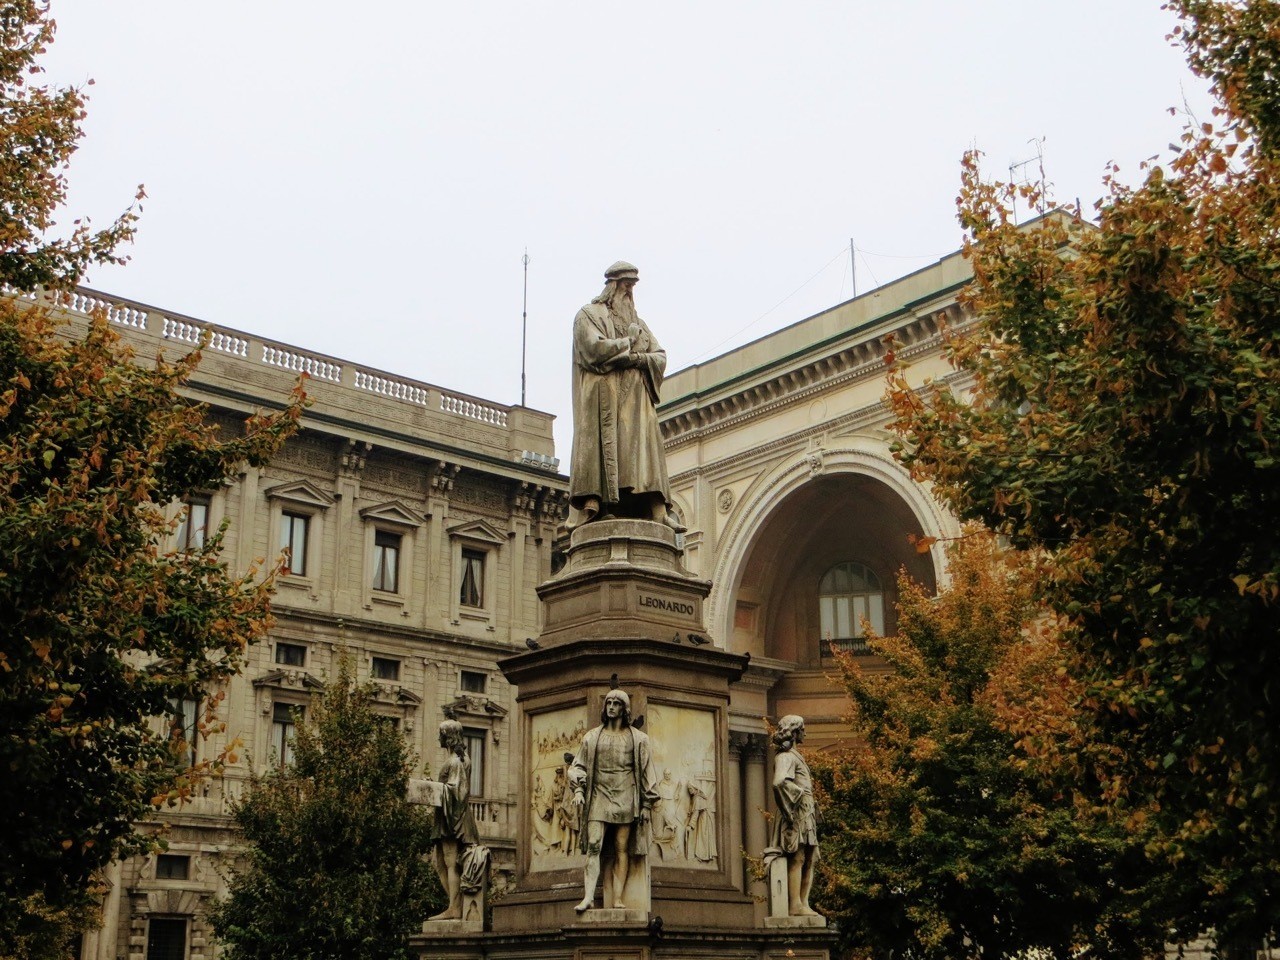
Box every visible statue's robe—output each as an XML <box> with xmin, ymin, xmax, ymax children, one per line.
<box><xmin>569</xmin><ymin>302</ymin><xmax>671</xmax><ymax>510</ymax></box>
<box><xmin>770</xmin><ymin>748</ymin><xmax>819</xmax><ymax>854</ymax></box>
<box><xmin>568</xmin><ymin>724</ymin><xmax>659</xmax><ymax>856</ymax></box>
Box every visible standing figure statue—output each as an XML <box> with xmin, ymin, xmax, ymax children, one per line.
<box><xmin>427</xmin><ymin>720</ymin><xmax>480</xmax><ymax>921</ymax></box>
<box><xmin>770</xmin><ymin>715</ymin><xmax>821</xmax><ymax>918</ymax></box>
<box><xmin>569</xmin><ymin>689</ymin><xmax>659</xmax><ymax>913</ymax></box>
<box><xmin>568</xmin><ymin>261</ymin><xmax>680</xmax><ymax>532</ymax></box>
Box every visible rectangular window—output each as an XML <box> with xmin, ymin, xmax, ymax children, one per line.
<box><xmin>463</xmin><ymin>727</ymin><xmax>486</xmax><ymax>798</ymax></box>
<box><xmin>371</xmin><ymin>656</ymin><xmax>400</xmax><ymax>682</ymax></box>
<box><xmin>460</xmin><ymin>670</ymin><xmax>486</xmax><ymax>694</ymax></box>
<box><xmin>372</xmin><ymin>530</ymin><xmax>401</xmax><ymax>593</ymax></box>
<box><xmin>167</xmin><ymin>696</ymin><xmax>199</xmax><ymax>767</ymax></box>
<box><xmin>372</xmin><ymin>715</ymin><xmax>400</xmax><ymax>731</ymax></box>
<box><xmin>460</xmin><ymin>549</ymin><xmax>485</xmax><ymax>608</ymax></box>
<box><xmin>155</xmin><ymin>854</ymin><xmax>190</xmax><ymax>881</ymax></box>
<box><xmin>175</xmin><ymin>500</ymin><xmax>208</xmax><ymax>551</ymax></box>
<box><xmin>271</xmin><ymin>702</ymin><xmax>301</xmax><ymax>768</ymax></box>
<box><xmin>145</xmin><ymin>917</ymin><xmax>186</xmax><ymax>960</ymax></box>
<box><xmin>279</xmin><ymin>512</ymin><xmax>309</xmax><ymax>576</ymax></box>
<box><xmin>274</xmin><ymin>642</ymin><xmax>306</xmax><ymax>667</ymax></box>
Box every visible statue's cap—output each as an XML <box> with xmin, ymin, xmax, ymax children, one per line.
<box><xmin>605</xmin><ymin>688</ymin><xmax>631</xmax><ymax>709</ymax></box>
<box><xmin>604</xmin><ymin>261</ymin><xmax>639</xmax><ymax>282</ymax></box>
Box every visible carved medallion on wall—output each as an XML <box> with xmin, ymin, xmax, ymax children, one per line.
<box><xmin>717</xmin><ymin>488</ymin><xmax>735</xmax><ymax>514</ymax></box>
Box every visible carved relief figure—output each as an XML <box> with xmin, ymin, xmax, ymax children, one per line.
<box><xmin>568</xmin><ymin>261</ymin><xmax>679</xmax><ymax>531</ymax></box>
<box><xmin>686</xmin><ymin>775</ymin><xmax>717</xmax><ymax>863</ymax></box>
<box><xmin>652</xmin><ymin>769</ymin><xmax>686</xmax><ymax>861</ymax></box>
<box><xmin>771</xmin><ymin>715</ymin><xmax>821</xmax><ymax>918</ymax></box>
<box><xmin>528</xmin><ymin>713</ymin><xmax>589</xmax><ymax>866</ymax></box>
<box><xmin>427</xmin><ymin>720</ymin><xmax>480</xmax><ymax>922</ymax></box>
<box><xmin>568</xmin><ymin>689</ymin><xmax>659</xmax><ymax>913</ymax></box>
<box><xmin>554</xmin><ymin>764</ymin><xmax>581</xmax><ymax>854</ymax></box>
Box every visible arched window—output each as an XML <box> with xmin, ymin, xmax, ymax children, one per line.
<box><xmin>819</xmin><ymin>561</ymin><xmax>884</xmax><ymax>654</ymax></box>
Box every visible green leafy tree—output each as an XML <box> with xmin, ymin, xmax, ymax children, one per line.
<box><xmin>814</xmin><ymin>532</ymin><xmax>1168</xmax><ymax>960</ymax></box>
<box><xmin>209</xmin><ymin>660</ymin><xmax>442</xmax><ymax>960</ymax></box>
<box><xmin>885</xmin><ymin>0</ymin><xmax>1280</xmax><ymax>943</ymax></box>
<box><xmin>0</xmin><ymin>2</ymin><xmax>303</xmax><ymax>954</ymax></box>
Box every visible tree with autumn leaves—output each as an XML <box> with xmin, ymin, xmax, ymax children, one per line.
<box><xmin>815</xmin><ymin>533</ymin><xmax>1173</xmax><ymax>960</ymax></box>
<box><xmin>0</xmin><ymin>2</ymin><xmax>302</xmax><ymax>955</ymax></box>
<box><xmin>883</xmin><ymin>0</ymin><xmax>1280</xmax><ymax>946</ymax></box>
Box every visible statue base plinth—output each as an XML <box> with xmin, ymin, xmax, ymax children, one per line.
<box><xmin>764</xmin><ymin>915</ymin><xmax>829</xmax><ymax>929</ymax></box>
<box><xmin>537</xmin><ymin>519</ymin><xmax>710</xmax><ymax>645</ymax></box>
<box><xmin>474</xmin><ymin>519</ymin><xmax>835</xmax><ymax>959</ymax></box>
<box><xmin>421</xmin><ymin>919</ymin><xmax>483</xmax><ymax>935</ymax></box>
<box><xmin>574</xmin><ymin>907</ymin><xmax>649</xmax><ymax>925</ymax></box>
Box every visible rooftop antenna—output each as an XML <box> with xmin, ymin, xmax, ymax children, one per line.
<box><xmin>1008</xmin><ymin>136</ymin><xmax>1047</xmax><ymax>224</ymax></box>
<box><xmin>521</xmin><ymin>249</ymin><xmax>529</xmax><ymax>407</ymax></box>
<box><xmin>849</xmin><ymin>237</ymin><xmax>857</xmax><ymax>298</ymax></box>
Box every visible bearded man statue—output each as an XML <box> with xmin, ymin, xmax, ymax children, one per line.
<box><xmin>568</xmin><ymin>261</ymin><xmax>681</xmax><ymax>531</ymax></box>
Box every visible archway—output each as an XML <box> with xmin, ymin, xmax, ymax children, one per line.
<box><xmin>713</xmin><ymin>449</ymin><xmax>952</xmax><ymax>742</ymax></box>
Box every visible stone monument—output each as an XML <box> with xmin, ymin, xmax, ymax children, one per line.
<box><xmin>568</xmin><ymin>688</ymin><xmax>658</xmax><ymax>916</ymax></box>
<box><xmin>567</xmin><ymin>260</ymin><xmax>681</xmax><ymax>532</ymax></box>
<box><xmin>762</xmin><ymin>714</ymin><xmax>826</xmax><ymax>928</ymax></box>
<box><xmin>409</xmin><ymin>261</ymin><xmax>833</xmax><ymax>959</ymax></box>
<box><xmin>419</xmin><ymin>719</ymin><xmax>489</xmax><ymax>932</ymax></box>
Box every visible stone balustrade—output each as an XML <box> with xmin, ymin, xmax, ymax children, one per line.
<box><xmin>468</xmin><ymin>797</ymin><xmax>511</xmax><ymax>835</ymax></box>
<box><xmin>25</xmin><ymin>284</ymin><xmax>560</xmax><ymax>471</ymax></box>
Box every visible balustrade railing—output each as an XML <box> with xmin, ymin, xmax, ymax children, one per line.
<box><xmin>440</xmin><ymin>392</ymin><xmax>509</xmax><ymax>427</ymax></box>
<box><xmin>354</xmin><ymin>369</ymin><xmax>429</xmax><ymax>405</ymax></box>
<box><xmin>25</xmin><ymin>285</ymin><xmax>565</xmax><ymax>463</ymax></box>
<box><xmin>161</xmin><ymin>317</ymin><xmax>250</xmax><ymax>357</ymax></box>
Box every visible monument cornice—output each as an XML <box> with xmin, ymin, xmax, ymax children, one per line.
<box><xmin>498</xmin><ymin>636</ymin><xmax>749</xmax><ymax>689</ymax></box>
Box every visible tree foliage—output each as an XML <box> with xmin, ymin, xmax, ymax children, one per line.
<box><xmin>209</xmin><ymin>661</ymin><xmax>442</xmax><ymax>960</ymax></box>
<box><xmin>813</xmin><ymin>532</ymin><xmax>1168</xmax><ymax>960</ymax></box>
<box><xmin>0</xmin><ymin>2</ymin><xmax>303</xmax><ymax>953</ymax></box>
<box><xmin>885</xmin><ymin>0</ymin><xmax>1280</xmax><ymax>942</ymax></box>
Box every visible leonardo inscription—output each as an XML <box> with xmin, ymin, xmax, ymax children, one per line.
<box><xmin>638</xmin><ymin>594</ymin><xmax>695</xmax><ymax>616</ymax></box>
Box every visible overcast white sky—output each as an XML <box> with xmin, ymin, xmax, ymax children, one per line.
<box><xmin>44</xmin><ymin>2</ymin><xmax>1214</xmax><ymax>460</ymax></box>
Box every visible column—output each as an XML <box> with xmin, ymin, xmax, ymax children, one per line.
<box><xmin>743</xmin><ymin>733</ymin><xmax>770</xmax><ymax>906</ymax></box>
<box><xmin>727</xmin><ymin>732</ymin><xmax>748</xmax><ymax>891</ymax></box>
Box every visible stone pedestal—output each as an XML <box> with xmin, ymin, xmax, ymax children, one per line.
<box><xmin>422</xmin><ymin>917</ymin><xmax>483</xmax><ymax>936</ymax></box>
<box><xmin>766</xmin><ymin>850</ymin><xmax>789</xmax><ymax>919</ymax></box>
<box><xmin>408</xmin><ymin>519</ymin><xmax>834</xmax><ymax>960</ymax></box>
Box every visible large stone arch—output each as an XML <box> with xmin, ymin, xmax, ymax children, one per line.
<box><xmin>708</xmin><ymin>441</ymin><xmax>956</xmax><ymax>740</ymax></box>
<box><xmin>708</xmin><ymin>439</ymin><xmax>956</xmax><ymax>653</ymax></box>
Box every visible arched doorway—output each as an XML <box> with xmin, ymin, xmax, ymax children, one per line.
<box><xmin>727</xmin><ymin>470</ymin><xmax>939</xmax><ymax>743</ymax></box>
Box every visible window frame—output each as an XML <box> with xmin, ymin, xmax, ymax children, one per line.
<box><xmin>270</xmin><ymin>701</ymin><xmax>303</xmax><ymax>769</ymax></box>
<box><xmin>460</xmin><ymin>669</ymin><xmax>487</xmax><ymax>694</ymax></box>
<box><xmin>459</xmin><ymin>548</ymin><xmax>486</xmax><ymax>609</ymax></box>
<box><xmin>279</xmin><ymin>511</ymin><xmax>311</xmax><ymax>578</ymax></box>
<box><xmin>174</xmin><ymin>498</ymin><xmax>210</xmax><ymax>552</ymax></box>
<box><xmin>166</xmin><ymin>695</ymin><xmax>200</xmax><ymax>768</ymax></box>
<box><xmin>371</xmin><ymin>529</ymin><xmax>402</xmax><ymax>594</ymax></box>
<box><xmin>818</xmin><ymin>560</ymin><xmax>885</xmax><ymax>654</ymax></box>
<box><xmin>274</xmin><ymin>641</ymin><xmax>307</xmax><ymax>668</ymax></box>
<box><xmin>145</xmin><ymin>916</ymin><xmax>188</xmax><ymax>960</ymax></box>
<box><xmin>462</xmin><ymin>726</ymin><xmax>486</xmax><ymax>798</ymax></box>
<box><xmin>155</xmin><ymin>853</ymin><xmax>191</xmax><ymax>881</ymax></box>
<box><xmin>370</xmin><ymin>656</ymin><xmax>401</xmax><ymax>682</ymax></box>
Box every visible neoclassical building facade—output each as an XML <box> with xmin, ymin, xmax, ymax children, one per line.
<box><xmin>658</xmin><ymin>247</ymin><xmax>972</xmax><ymax>748</ymax></box>
<box><xmin>47</xmin><ymin>289</ymin><xmax>567</xmax><ymax>960</ymax></box>
<box><xmin>54</xmin><ymin>241</ymin><xmax>977</xmax><ymax>958</ymax></box>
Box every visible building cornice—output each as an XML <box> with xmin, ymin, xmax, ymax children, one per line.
<box><xmin>660</xmin><ymin>303</ymin><xmax>971</xmax><ymax>448</ymax></box>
